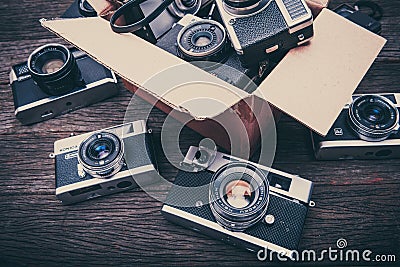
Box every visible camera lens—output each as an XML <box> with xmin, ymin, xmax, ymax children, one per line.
<box><xmin>209</xmin><ymin>162</ymin><xmax>269</xmax><ymax>231</ymax></box>
<box><xmin>348</xmin><ymin>95</ymin><xmax>400</xmax><ymax>141</ymax></box>
<box><xmin>168</xmin><ymin>0</ymin><xmax>201</xmax><ymax>18</ymax></box>
<box><xmin>78</xmin><ymin>0</ymin><xmax>97</xmax><ymax>17</ymax></box>
<box><xmin>27</xmin><ymin>44</ymin><xmax>82</xmax><ymax>96</ymax></box>
<box><xmin>224</xmin><ymin>0</ymin><xmax>262</xmax><ymax>8</ymax></box>
<box><xmin>78</xmin><ymin>132</ymin><xmax>124</xmax><ymax>178</ymax></box>
<box><xmin>88</xmin><ymin>139</ymin><xmax>114</xmax><ymax>160</ymax></box>
<box><xmin>177</xmin><ymin>20</ymin><xmax>228</xmax><ymax>62</ymax></box>
<box><xmin>222</xmin><ymin>0</ymin><xmax>269</xmax><ymax>16</ymax></box>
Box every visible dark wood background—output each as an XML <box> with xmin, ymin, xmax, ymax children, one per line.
<box><xmin>0</xmin><ymin>0</ymin><xmax>399</xmax><ymax>266</ymax></box>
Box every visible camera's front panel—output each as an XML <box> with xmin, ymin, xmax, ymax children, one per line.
<box><xmin>54</xmin><ymin>121</ymin><xmax>157</xmax><ymax>204</ymax></box>
<box><xmin>163</xmin><ymin>169</ymin><xmax>309</xmax><ymax>253</ymax></box>
<box><xmin>312</xmin><ymin>94</ymin><xmax>400</xmax><ymax>160</ymax></box>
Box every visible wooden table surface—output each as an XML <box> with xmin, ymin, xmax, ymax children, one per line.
<box><xmin>0</xmin><ymin>0</ymin><xmax>399</xmax><ymax>266</ymax></box>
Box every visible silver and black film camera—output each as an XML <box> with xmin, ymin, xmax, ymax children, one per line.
<box><xmin>162</xmin><ymin>146</ymin><xmax>314</xmax><ymax>254</ymax></box>
<box><xmin>215</xmin><ymin>0</ymin><xmax>314</xmax><ymax>66</ymax></box>
<box><xmin>53</xmin><ymin>120</ymin><xmax>158</xmax><ymax>204</ymax></box>
<box><xmin>312</xmin><ymin>93</ymin><xmax>400</xmax><ymax>160</ymax></box>
<box><xmin>10</xmin><ymin>44</ymin><xmax>118</xmax><ymax>125</ymax></box>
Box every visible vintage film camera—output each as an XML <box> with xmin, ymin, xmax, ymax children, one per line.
<box><xmin>156</xmin><ymin>14</ymin><xmax>263</xmax><ymax>87</ymax></box>
<box><xmin>10</xmin><ymin>44</ymin><xmax>118</xmax><ymax>125</ymax></box>
<box><xmin>312</xmin><ymin>93</ymin><xmax>400</xmax><ymax>160</ymax></box>
<box><xmin>53</xmin><ymin>120</ymin><xmax>158</xmax><ymax>204</ymax></box>
<box><xmin>215</xmin><ymin>0</ymin><xmax>314</xmax><ymax>66</ymax></box>
<box><xmin>162</xmin><ymin>146</ymin><xmax>314</xmax><ymax>254</ymax></box>
<box><xmin>110</xmin><ymin>0</ymin><xmax>213</xmax><ymax>43</ymax></box>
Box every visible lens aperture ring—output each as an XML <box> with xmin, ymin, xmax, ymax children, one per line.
<box><xmin>78</xmin><ymin>132</ymin><xmax>125</xmax><ymax>178</ymax></box>
<box><xmin>348</xmin><ymin>95</ymin><xmax>399</xmax><ymax>142</ymax></box>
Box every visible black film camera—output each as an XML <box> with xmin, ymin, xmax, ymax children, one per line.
<box><xmin>162</xmin><ymin>146</ymin><xmax>314</xmax><ymax>254</ymax></box>
<box><xmin>333</xmin><ymin>3</ymin><xmax>382</xmax><ymax>34</ymax></box>
<box><xmin>312</xmin><ymin>94</ymin><xmax>400</xmax><ymax>160</ymax></box>
<box><xmin>215</xmin><ymin>0</ymin><xmax>314</xmax><ymax>66</ymax></box>
<box><xmin>156</xmin><ymin>14</ymin><xmax>264</xmax><ymax>87</ymax></box>
<box><xmin>10</xmin><ymin>44</ymin><xmax>118</xmax><ymax>125</ymax></box>
<box><xmin>53</xmin><ymin>120</ymin><xmax>158</xmax><ymax>204</ymax></box>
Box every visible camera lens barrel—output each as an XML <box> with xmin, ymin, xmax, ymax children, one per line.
<box><xmin>177</xmin><ymin>20</ymin><xmax>228</xmax><ymax>62</ymax></box>
<box><xmin>28</xmin><ymin>44</ymin><xmax>82</xmax><ymax>96</ymax></box>
<box><xmin>78</xmin><ymin>0</ymin><xmax>97</xmax><ymax>17</ymax></box>
<box><xmin>78</xmin><ymin>132</ymin><xmax>125</xmax><ymax>178</ymax></box>
<box><xmin>348</xmin><ymin>95</ymin><xmax>400</xmax><ymax>142</ymax></box>
<box><xmin>209</xmin><ymin>162</ymin><xmax>270</xmax><ymax>231</ymax></box>
<box><xmin>224</xmin><ymin>0</ymin><xmax>263</xmax><ymax>8</ymax></box>
<box><xmin>168</xmin><ymin>0</ymin><xmax>202</xmax><ymax>18</ymax></box>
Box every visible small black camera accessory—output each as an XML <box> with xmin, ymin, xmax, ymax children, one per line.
<box><xmin>110</xmin><ymin>0</ymin><xmax>202</xmax><ymax>43</ymax></box>
<box><xmin>333</xmin><ymin>1</ymin><xmax>382</xmax><ymax>34</ymax></box>
<box><xmin>61</xmin><ymin>0</ymin><xmax>97</xmax><ymax>18</ymax></box>
<box><xmin>78</xmin><ymin>0</ymin><xmax>97</xmax><ymax>17</ymax></box>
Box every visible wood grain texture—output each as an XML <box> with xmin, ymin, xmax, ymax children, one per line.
<box><xmin>0</xmin><ymin>0</ymin><xmax>399</xmax><ymax>266</ymax></box>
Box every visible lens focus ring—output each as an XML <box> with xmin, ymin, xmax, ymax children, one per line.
<box><xmin>78</xmin><ymin>132</ymin><xmax>125</xmax><ymax>178</ymax></box>
<box><xmin>348</xmin><ymin>95</ymin><xmax>400</xmax><ymax>142</ymax></box>
<box><xmin>209</xmin><ymin>162</ymin><xmax>269</xmax><ymax>231</ymax></box>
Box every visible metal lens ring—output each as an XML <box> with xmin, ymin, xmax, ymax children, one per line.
<box><xmin>78</xmin><ymin>132</ymin><xmax>124</xmax><ymax>178</ymax></box>
<box><xmin>177</xmin><ymin>20</ymin><xmax>228</xmax><ymax>62</ymax></box>
<box><xmin>223</xmin><ymin>0</ymin><xmax>270</xmax><ymax>16</ymax></box>
<box><xmin>78</xmin><ymin>0</ymin><xmax>97</xmax><ymax>17</ymax></box>
<box><xmin>168</xmin><ymin>0</ymin><xmax>202</xmax><ymax>18</ymax></box>
<box><xmin>209</xmin><ymin>162</ymin><xmax>270</xmax><ymax>231</ymax></box>
<box><xmin>348</xmin><ymin>95</ymin><xmax>400</xmax><ymax>142</ymax></box>
<box><xmin>27</xmin><ymin>43</ymin><xmax>82</xmax><ymax>96</ymax></box>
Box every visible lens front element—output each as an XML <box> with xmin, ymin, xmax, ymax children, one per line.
<box><xmin>78</xmin><ymin>132</ymin><xmax>124</xmax><ymax>178</ymax></box>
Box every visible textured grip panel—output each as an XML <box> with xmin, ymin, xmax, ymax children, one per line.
<box><xmin>167</xmin><ymin>170</ymin><xmax>308</xmax><ymax>250</ymax></box>
<box><xmin>232</xmin><ymin>1</ymin><xmax>287</xmax><ymax>49</ymax></box>
<box><xmin>282</xmin><ymin>0</ymin><xmax>307</xmax><ymax>20</ymax></box>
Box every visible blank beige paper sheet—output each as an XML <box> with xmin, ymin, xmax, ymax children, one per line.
<box><xmin>256</xmin><ymin>8</ymin><xmax>386</xmax><ymax>135</ymax></box>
